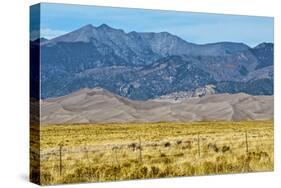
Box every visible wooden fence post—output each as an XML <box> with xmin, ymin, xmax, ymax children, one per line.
<box><xmin>244</xmin><ymin>130</ymin><xmax>250</xmax><ymax>172</ymax></box>
<box><xmin>138</xmin><ymin>136</ymin><xmax>143</xmax><ymax>163</ymax></box>
<box><xmin>197</xmin><ymin>133</ymin><xmax>200</xmax><ymax>157</ymax></box>
<box><xmin>59</xmin><ymin>143</ymin><xmax>63</xmax><ymax>176</ymax></box>
<box><xmin>114</xmin><ymin>147</ymin><xmax>119</xmax><ymax>165</ymax></box>
<box><xmin>245</xmin><ymin>130</ymin><xmax>249</xmax><ymax>154</ymax></box>
<box><xmin>111</xmin><ymin>146</ymin><xmax>120</xmax><ymax>181</ymax></box>
<box><xmin>85</xmin><ymin>147</ymin><xmax>89</xmax><ymax>163</ymax></box>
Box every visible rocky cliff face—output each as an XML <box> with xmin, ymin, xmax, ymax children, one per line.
<box><xmin>152</xmin><ymin>85</ymin><xmax>216</xmax><ymax>103</ymax></box>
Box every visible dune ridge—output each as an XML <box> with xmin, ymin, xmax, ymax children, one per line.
<box><xmin>40</xmin><ymin>88</ymin><xmax>273</xmax><ymax>125</ymax></box>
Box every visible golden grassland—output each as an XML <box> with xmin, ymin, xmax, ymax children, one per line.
<box><xmin>30</xmin><ymin>120</ymin><xmax>273</xmax><ymax>185</ymax></box>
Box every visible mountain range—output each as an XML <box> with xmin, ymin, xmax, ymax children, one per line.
<box><xmin>30</xmin><ymin>24</ymin><xmax>274</xmax><ymax>100</ymax></box>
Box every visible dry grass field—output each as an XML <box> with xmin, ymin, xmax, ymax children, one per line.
<box><xmin>30</xmin><ymin>120</ymin><xmax>273</xmax><ymax>185</ymax></box>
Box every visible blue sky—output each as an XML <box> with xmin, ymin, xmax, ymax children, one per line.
<box><xmin>31</xmin><ymin>3</ymin><xmax>274</xmax><ymax>47</ymax></box>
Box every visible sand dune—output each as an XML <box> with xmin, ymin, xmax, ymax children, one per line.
<box><xmin>40</xmin><ymin>88</ymin><xmax>273</xmax><ymax>125</ymax></box>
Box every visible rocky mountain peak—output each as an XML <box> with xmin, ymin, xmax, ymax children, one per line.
<box><xmin>97</xmin><ymin>23</ymin><xmax>111</xmax><ymax>29</ymax></box>
<box><xmin>254</xmin><ymin>42</ymin><xmax>273</xmax><ymax>49</ymax></box>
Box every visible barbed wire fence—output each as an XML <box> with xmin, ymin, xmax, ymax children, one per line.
<box><xmin>30</xmin><ymin>129</ymin><xmax>273</xmax><ymax>176</ymax></box>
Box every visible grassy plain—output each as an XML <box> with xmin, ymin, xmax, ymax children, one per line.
<box><xmin>31</xmin><ymin>121</ymin><xmax>273</xmax><ymax>185</ymax></box>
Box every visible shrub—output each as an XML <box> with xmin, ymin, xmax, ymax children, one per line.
<box><xmin>164</xmin><ymin>142</ymin><xmax>171</xmax><ymax>147</ymax></box>
<box><xmin>176</xmin><ymin>140</ymin><xmax>182</xmax><ymax>145</ymax></box>
<box><xmin>222</xmin><ymin>146</ymin><xmax>230</xmax><ymax>153</ymax></box>
<box><xmin>208</xmin><ymin>143</ymin><xmax>219</xmax><ymax>152</ymax></box>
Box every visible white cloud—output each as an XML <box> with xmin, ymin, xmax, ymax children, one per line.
<box><xmin>30</xmin><ymin>30</ymin><xmax>40</xmax><ymax>41</ymax></box>
<box><xmin>40</xmin><ymin>28</ymin><xmax>68</xmax><ymax>40</ymax></box>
